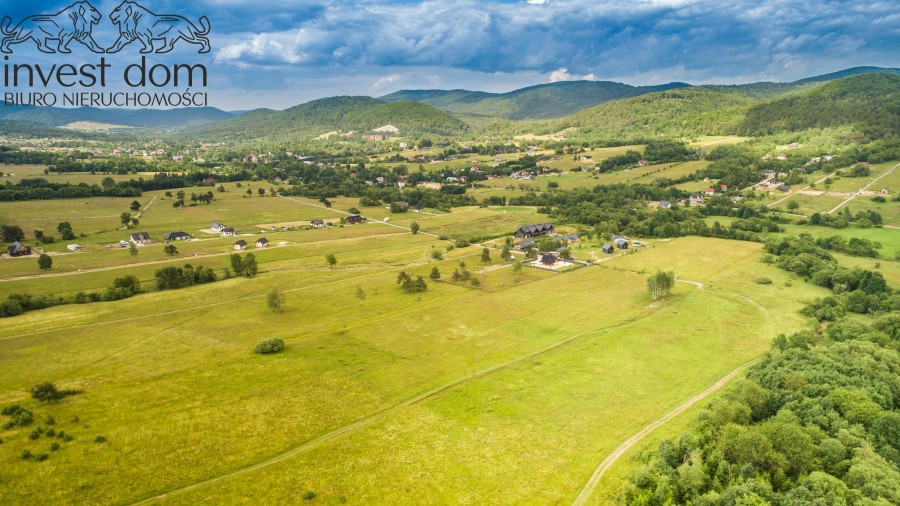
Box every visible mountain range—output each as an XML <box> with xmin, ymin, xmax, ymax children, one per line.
<box><xmin>0</xmin><ymin>105</ymin><xmax>235</xmax><ymax>129</ymax></box>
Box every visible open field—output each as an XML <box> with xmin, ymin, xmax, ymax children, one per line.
<box><xmin>0</xmin><ymin>212</ymin><xmax>826</xmax><ymax>505</ymax></box>
<box><xmin>0</xmin><ymin>164</ymin><xmax>158</xmax><ymax>185</ymax></box>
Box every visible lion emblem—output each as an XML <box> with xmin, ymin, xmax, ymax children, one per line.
<box><xmin>1</xmin><ymin>2</ymin><xmax>104</xmax><ymax>54</ymax></box>
<box><xmin>107</xmin><ymin>1</ymin><xmax>211</xmax><ymax>54</ymax></box>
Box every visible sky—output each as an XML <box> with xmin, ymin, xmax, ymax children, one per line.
<box><xmin>1</xmin><ymin>0</ymin><xmax>899</xmax><ymax>110</ymax></box>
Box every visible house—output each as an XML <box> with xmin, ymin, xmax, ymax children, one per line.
<box><xmin>689</xmin><ymin>194</ymin><xmax>705</xmax><ymax>206</ymax></box>
<box><xmin>516</xmin><ymin>239</ymin><xmax>537</xmax><ymax>251</ymax></box>
<box><xmin>638</xmin><ymin>159</ymin><xmax>650</xmax><ymax>167</ymax></box>
<box><xmin>310</xmin><ymin>219</ymin><xmax>327</xmax><ymax>228</ymax></box>
<box><xmin>346</xmin><ymin>215</ymin><xmax>365</xmax><ymax>225</ymax></box>
<box><xmin>129</xmin><ymin>232</ymin><xmax>151</xmax><ymax>245</ymax></box>
<box><xmin>719</xmin><ymin>184</ymin><xmax>728</xmax><ymax>191</ymax></box>
<box><xmin>514</xmin><ymin>223</ymin><xmax>554</xmax><ymax>239</ymax></box>
<box><xmin>412</xmin><ymin>204</ymin><xmax>424</xmax><ymax>213</ymax></box>
<box><xmin>659</xmin><ymin>200</ymin><xmax>671</xmax><ymax>209</ymax></box>
<box><xmin>613</xmin><ymin>236</ymin><xmax>629</xmax><ymax>250</ymax></box>
<box><xmin>602</xmin><ymin>243</ymin><xmax>614</xmax><ymax>254</ymax></box>
<box><xmin>164</xmin><ymin>231</ymin><xmax>191</xmax><ymax>242</ymax></box>
<box><xmin>233</xmin><ymin>240</ymin><xmax>247</xmax><ymax>251</ymax></box>
<box><xmin>374</xmin><ymin>124</ymin><xmax>400</xmax><ymax>133</ymax></box>
<box><xmin>7</xmin><ymin>242</ymin><xmax>31</xmax><ymax>256</ymax></box>
<box><xmin>221</xmin><ymin>227</ymin><xmax>236</xmax><ymax>237</ymax></box>
<box><xmin>704</xmin><ymin>187</ymin><xmax>716</xmax><ymax>195</ymax></box>
<box><xmin>540</xmin><ymin>253</ymin><xmax>557</xmax><ymax>266</ymax></box>
<box><xmin>66</xmin><ymin>244</ymin><xmax>80</xmax><ymax>251</ymax></box>
<box><xmin>211</xmin><ymin>222</ymin><xmax>226</xmax><ymax>232</ymax></box>
<box><xmin>256</xmin><ymin>238</ymin><xmax>269</xmax><ymax>248</ymax></box>
<box><xmin>778</xmin><ymin>185</ymin><xmax>791</xmax><ymax>192</ymax></box>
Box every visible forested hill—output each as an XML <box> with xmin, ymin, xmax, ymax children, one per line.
<box><xmin>191</xmin><ymin>96</ymin><xmax>469</xmax><ymax>140</ymax></box>
<box><xmin>740</xmin><ymin>73</ymin><xmax>900</xmax><ymax>137</ymax></box>
<box><xmin>381</xmin><ymin>81</ymin><xmax>691</xmax><ymax>120</ymax></box>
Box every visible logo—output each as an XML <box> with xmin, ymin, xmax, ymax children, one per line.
<box><xmin>1</xmin><ymin>1</ymin><xmax>211</xmax><ymax>55</ymax></box>
<box><xmin>107</xmin><ymin>1</ymin><xmax>210</xmax><ymax>54</ymax></box>
<box><xmin>1</xmin><ymin>2</ymin><xmax>105</xmax><ymax>54</ymax></box>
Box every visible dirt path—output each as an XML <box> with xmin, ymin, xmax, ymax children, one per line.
<box><xmin>826</xmin><ymin>161</ymin><xmax>900</xmax><ymax>214</ymax></box>
<box><xmin>766</xmin><ymin>174</ymin><xmax>832</xmax><ymax>208</ymax></box>
<box><xmin>135</xmin><ymin>196</ymin><xmax>157</xmax><ymax>219</ymax></box>
<box><xmin>570</xmin><ymin>359</ymin><xmax>760</xmax><ymax>506</ymax></box>
<box><xmin>0</xmin><ymin>233</ymin><xmax>408</xmax><ymax>283</ymax></box>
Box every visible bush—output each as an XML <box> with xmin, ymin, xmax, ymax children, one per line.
<box><xmin>254</xmin><ymin>337</ymin><xmax>285</xmax><ymax>355</ymax></box>
<box><xmin>21</xmin><ymin>449</ymin><xmax>32</xmax><ymax>460</ymax></box>
<box><xmin>303</xmin><ymin>491</ymin><xmax>317</xmax><ymax>501</ymax></box>
<box><xmin>50</xmin><ymin>442</ymin><xmax>60</xmax><ymax>451</ymax></box>
<box><xmin>29</xmin><ymin>429</ymin><xmax>40</xmax><ymax>440</ymax></box>
<box><xmin>755</xmin><ymin>277</ymin><xmax>773</xmax><ymax>285</ymax></box>
<box><xmin>2</xmin><ymin>405</ymin><xmax>34</xmax><ymax>427</ymax></box>
<box><xmin>94</xmin><ymin>435</ymin><xmax>107</xmax><ymax>444</ymax></box>
<box><xmin>30</xmin><ymin>382</ymin><xmax>80</xmax><ymax>403</ymax></box>
<box><xmin>36</xmin><ymin>453</ymin><xmax>49</xmax><ymax>461</ymax></box>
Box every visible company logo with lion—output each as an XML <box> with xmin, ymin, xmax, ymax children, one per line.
<box><xmin>1</xmin><ymin>1</ymin><xmax>211</xmax><ymax>54</ymax></box>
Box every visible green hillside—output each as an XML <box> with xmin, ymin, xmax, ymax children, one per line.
<box><xmin>740</xmin><ymin>73</ymin><xmax>900</xmax><ymax>137</ymax></box>
<box><xmin>381</xmin><ymin>81</ymin><xmax>691</xmax><ymax>120</ymax></box>
<box><xmin>557</xmin><ymin>87</ymin><xmax>755</xmax><ymax>138</ymax></box>
<box><xmin>193</xmin><ymin>96</ymin><xmax>469</xmax><ymax>140</ymax></box>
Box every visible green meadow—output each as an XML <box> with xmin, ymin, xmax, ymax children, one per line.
<box><xmin>0</xmin><ymin>202</ymin><xmax>827</xmax><ymax>505</ymax></box>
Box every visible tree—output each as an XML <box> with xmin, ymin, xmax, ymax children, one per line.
<box><xmin>266</xmin><ymin>287</ymin><xmax>285</xmax><ymax>313</ymax></box>
<box><xmin>120</xmin><ymin>212</ymin><xmax>132</xmax><ymax>227</ymax></box>
<box><xmin>37</xmin><ymin>254</ymin><xmax>52</xmax><ymax>270</ymax></box>
<box><xmin>430</xmin><ymin>266</ymin><xmax>441</xmax><ymax>280</ymax></box>
<box><xmin>481</xmin><ymin>247</ymin><xmax>491</xmax><ymax>264</ymax></box>
<box><xmin>411</xmin><ymin>221</ymin><xmax>420</xmax><ymax>234</ymax></box>
<box><xmin>230</xmin><ymin>253</ymin><xmax>244</xmax><ymax>275</ymax></box>
<box><xmin>246</xmin><ymin>189</ymin><xmax>253</xmax><ymax>196</ymax></box>
<box><xmin>1</xmin><ymin>224</ymin><xmax>25</xmax><ymax>242</ymax></box>
<box><xmin>647</xmin><ymin>271</ymin><xmax>675</xmax><ymax>301</ymax></box>
<box><xmin>29</xmin><ymin>382</ymin><xmax>78</xmax><ymax>403</ymax></box>
<box><xmin>258</xmin><ymin>188</ymin><xmax>266</xmax><ymax>197</ymax></box>
<box><xmin>355</xmin><ymin>284</ymin><xmax>367</xmax><ymax>303</ymax></box>
<box><xmin>57</xmin><ymin>222</ymin><xmax>74</xmax><ymax>241</ymax></box>
<box><xmin>130</xmin><ymin>200</ymin><xmax>141</xmax><ymax>211</ymax></box>
<box><xmin>787</xmin><ymin>200</ymin><xmax>800</xmax><ymax>212</ymax></box>
<box><xmin>501</xmin><ymin>244</ymin><xmax>511</xmax><ymax>261</ymax></box>
<box><xmin>242</xmin><ymin>253</ymin><xmax>258</xmax><ymax>277</ymax></box>
<box><xmin>512</xmin><ymin>260</ymin><xmax>523</xmax><ymax>282</ymax></box>
<box><xmin>164</xmin><ymin>244</ymin><xmax>178</xmax><ymax>256</ymax></box>
<box><xmin>326</xmin><ymin>253</ymin><xmax>337</xmax><ymax>270</ymax></box>
<box><xmin>253</xmin><ymin>337</ymin><xmax>284</xmax><ymax>354</ymax></box>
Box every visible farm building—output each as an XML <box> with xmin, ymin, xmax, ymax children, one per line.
<box><xmin>221</xmin><ymin>227</ymin><xmax>237</xmax><ymax>237</ymax></box>
<box><xmin>67</xmin><ymin>244</ymin><xmax>81</xmax><ymax>251</ymax></box>
<box><xmin>516</xmin><ymin>239</ymin><xmax>537</xmax><ymax>251</ymax></box>
<box><xmin>164</xmin><ymin>231</ymin><xmax>192</xmax><ymax>241</ymax></box>
<box><xmin>7</xmin><ymin>242</ymin><xmax>31</xmax><ymax>256</ymax></box>
<box><xmin>256</xmin><ymin>238</ymin><xmax>269</xmax><ymax>248</ymax></box>
<box><xmin>602</xmin><ymin>244</ymin><xmax>614</xmax><ymax>254</ymax></box>
<box><xmin>310</xmin><ymin>219</ymin><xmax>328</xmax><ymax>228</ymax></box>
<box><xmin>234</xmin><ymin>240</ymin><xmax>247</xmax><ymax>251</ymax></box>
<box><xmin>211</xmin><ymin>222</ymin><xmax>226</xmax><ymax>232</ymax></box>
<box><xmin>346</xmin><ymin>215</ymin><xmax>365</xmax><ymax>225</ymax></box>
<box><xmin>129</xmin><ymin>232</ymin><xmax>151</xmax><ymax>245</ymax></box>
<box><xmin>613</xmin><ymin>236</ymin><xmax>630</xmax><ymax>250</ymax></box>
<box><xmin>514</xmin><ymin>223</ymin><xmax>554</xmax><ymax>239</ymax></box>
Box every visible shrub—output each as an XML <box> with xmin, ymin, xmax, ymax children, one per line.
<box><xmin>45</xmin><ymin>415</ymin><xmax>55</xmax><ymax>425</ymax></box>
<box><xmin>254</xmin><ymin>337</ymin><xmax>285</xmax><ymax>355</ymax></box>
<box><xmin>30</xmin><ymin>382</ymin><xmax>80</xmax><ymax>403</ymax></box>
<box><xmin>21</xmin><ymin>449</ymin><xmax>32</xmax><ymax>460</ymax></box>
<box><xmin>29</xmin><ymin>429</ymin><xmax>40</xmax><ymax>440</ymax></box>
<box><xmin>303</xmin><ymin>491</ymin><xmax>317</xmax><ymax>501</ymax></box>
<box><xmin>36</xmin><ymin>453</ymin><xmax>49</xmax><ymax>461</ymax></box>
<box><xmin>94</xmin><ymin>435</ymin><xmax>107</xmax><ymax>444</ymax></box>
<box><xmin>50</xmin><ymin>442</ymin><xmax>60</xmax><ymax>451</ymax></box>
<box><xmin>2</xmin><ymin>405</ymin><xmax>34</xmax><ymax>427</ymax></box>
<box><xmin>755</xmin><ymin>277</ymin><xmax>773</xmax><ymax>285</ymax></box>
<box><xmin>46</xmin><ymin>428</ymin><xmax>56</xmax><ymax>437</ymax></box>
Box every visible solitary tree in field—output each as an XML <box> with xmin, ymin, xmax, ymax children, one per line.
<box><xmin>481</xmin><ymin>247</ymin><xmax>491</xmax><ymax>264</ymax></box>
<box><xmin>130</xmin><ymin>200</ymin><xmax>141</xmax><ymax>211</ymax></box>
<box><xmin>787</xmin><ymin>201</ymin><xmax>800</xmax><ymax>212</ymax></box>
<box><xmin>501</xmin><ymin>244</ymin><xmax>511</xmax><ymax>261</ymax></box>
<box><xmin>37</xmin><ymin>254</ymin><xmax>52</xmax><ymax>270</ymax></box>
<box><xmin>647</xmin><ymin>271</ymin><xmax>676</xmax><ymax>301</ymax></box>
<box><xmin>120</xmin><ymin>212</ymin><xmax>132</xmax><ymax>227</ymax></box>
<box><xmin>326</xmin><ymin>254</ymin><xmax>337</xmax><ymax>270</ymax></box>
<box><xmin>242</xmin><ymin>253</ymin><xmax>258</xmax><ymax>278</ymax></box>
<box><xmin>129</xmin><ymin>242</ymin><xmax>138</xmax><ymax>257</ymax></box>
<box><xmin>512</xmin><ymin>260</ymin><xmax>523</xmax><ymax>282</ymax></box>
<box><xmin>266</xmin><ymin>287</ymin><xmax>285</xmax><ymax>313</ymax></box>
<box><xmin>57</xmin><ymin>222</ymin><xmax>74</xmax><ymax>241</ymax></box>
<box><xmin>258</xmin><ymin>188</ymin><xmax>266</xmax><ymax>197</ymax></box>
<box><xmin>1</xmin><ymin>224</ymin><xmax>25</xmax><ymax>242</ymax></box>
<box><xmin>355</xmin><ymin>284</ymin><xmax>366</xmax><ymax>304</ymax></box>
<box><xmin>410</xmin><ymin>221</ymin><xmax>420</xmax><ymax>235</ymax></box>
<box><xmin>164</xmin><ymin>245</ymin><xmax>178</xmax><ymax>256</ymax></box>
<box><xmin>430</xmin><ymin>266</ymin><xmax>441</xmax><ymax>280</ymax></box>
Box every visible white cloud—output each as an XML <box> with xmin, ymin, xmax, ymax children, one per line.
<box><xmin>549</xmin><ymin>68</ymin><xmax>596</xmax><ymax>82</ymax></box>
<box><xmin>527</xmin><ymin>0</ymin><xmax>549</xmax><ymax>4</ymax></box>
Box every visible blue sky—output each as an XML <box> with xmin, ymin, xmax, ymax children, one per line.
<box><xmin>2</xmin><ymin>0</ymin><xmax>899</xmax><ymax>110</ymax></box>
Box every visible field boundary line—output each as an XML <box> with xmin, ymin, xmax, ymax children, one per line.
<box><xmin>570</xmin><ymin>358</ymin><xmax>761</xmax><ymax>506</ymax></box>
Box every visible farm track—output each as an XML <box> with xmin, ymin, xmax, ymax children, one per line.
<box><xmin>570</xmin><ymin>358</ymin><xmax>761</xmax><ymax>506</ymax></box>
<box><xmin>826</xmin><ymin>162</ymin><xmax>900</xmax><ymax>214</ymax></box>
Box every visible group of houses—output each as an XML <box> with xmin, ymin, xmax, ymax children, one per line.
<box><xmin>212</xmin><ymin>222</ymin><xmax>237</xmax><ymax>237</ymax></box>
<box><xmin>233</xmin><ymin>238</ymin><xmax>269</xmax><ymax>251</ymax></box>
<box><xmin>514</xmin><ymin>223</ymin><xmax>555</xmax><ymax>239</ymax></box>
<box><xmin>601</xmin><ymin>235</ymin><xmax>630</xmax><ymax>254</ymax></box>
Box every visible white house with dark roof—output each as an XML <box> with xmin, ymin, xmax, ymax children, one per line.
<box><xmin>129</xmin><ymin>232</ymin><xmax>151</xmax><ymax>245</ymax></box>
<box><xmin>221</xmin><ymin>227</ymin><xmax>236</xmax><ymax>237</ymax></box>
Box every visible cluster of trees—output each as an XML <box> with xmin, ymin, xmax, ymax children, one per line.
<box><xmin>623</xmin><ymin>317</ymin><xmax>900</xmax><ymax>505</ymax></box>
<box><xmin>155</xmin><ymin>264</ymin><xmax>218</xmax><ymax>290</ymax></box>
<box><xmin>0</xmin><ymin>275</ymin><xmax>142</xmax><ymax>318</ymax></box>
<box><xmin>765</xmin><ymin>236</ymin><xmax>895</xmax><ymax>319</ymax></box>
<box><xmin>809</xmin><ymin>208</ymin><xmax>883</xmax><ymax>229</ymax></box>
<box><xmin>647</xmin><ymin>271</ymin><xmax>676</xmax><ymax>301</ymax></box>
<box><xmin>814</xmin><ymin>235</ymin><xmax>882</xmax><ymax>258</ymax></box>
<box><xmin>396</xmin><ymin>271</ymin><xmax>428</xmax><ymax>293</ymax></box>
<box><xmin>229</xmin><ymin>253</ymin><xmax>258</xmax><ymax>277</ymax></box>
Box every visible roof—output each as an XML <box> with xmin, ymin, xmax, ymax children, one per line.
<box><xmin>540</xmin><ymin>254</ymin><xmax>557</xmax><ymax>265</ymax></box>
<box><xmin>164</xmin><ymin>231</ymin><xmax>190</xmax><ymax>240</ymax></box>
<box><xmin>234</xmin><ymin>240</ymin><xmax>247</xmax><ymax>246</ymax></box>
<box><xmin>130</xmin><ymin>232</ymin><xmax>150</xmax><ymax>241</ymax></box>
<box><xmin>602</xmin><ymin>243</ymin><xmax>613</xmax><ymax>250</ymax></box>
<box><xmin>212</xmin><ymin>221</ymin><xmax>224</xmax><ymax>227</ymax></box>
<box><xmin>615</xmin><ymin>238</ymin><xmax>628</xmax><ymax>246</ymax></box>
<box><xmin>8</xmin><ymin>242</ymin><xmax>28</xmax><ymax>254</ymax></box>
<box><xmin>256</xmin><ymin>238</ymin><xmax>269</xmax><ymax>244</ymax></box>
<box><xmin>515</xmin><ymin>223</ymin><xmax>554</xmax><ymax>235</ymax></box>
<box><xmin>311</xmin><ymin>219</ymin><xmax>325</xmax><ymax>224</ymax></box>
<box><xmin>222</xmin><ymin>227</ymin><xmax>236</xmax><ymax>233</ymax></box>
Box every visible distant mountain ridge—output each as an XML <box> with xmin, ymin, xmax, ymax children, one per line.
<box><xmin>0</xmin><ymin>105</ymin><xmax>235</xmax><ymax>129</ymax></box>
<box><xmin>189</xmin><ymin>96</ymin><xmax>469</xmax><ymax>141</ymax></box>
<box><xmin>380</xmin><ymin>66</ymin><xmax>900</xmax><ymax>121</ymax></box>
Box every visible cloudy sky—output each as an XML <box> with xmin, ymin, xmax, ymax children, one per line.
<box><xmin>2</xmin><ymin>0</ymin><xmax>899</xmax><ymax>110</ymax></box>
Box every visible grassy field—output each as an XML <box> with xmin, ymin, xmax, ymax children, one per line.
<box><xmin>0</xmin><ymin>228</ymin><xmax>825</xmax><ymax>504</ymax></box>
